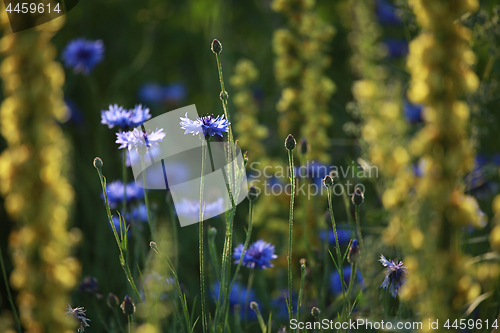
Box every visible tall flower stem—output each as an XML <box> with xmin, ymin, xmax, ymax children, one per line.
<box><xmin>127</xmin><ymin>315</ymin><xmax>132</xmax><ymax>333</ymax></box>
<box><xmin>122</xmin><ymin>149</ymin><xmax>127</xmax><ymax>216</ymax></box>
<box><xmin>0</xmin><ymin>247</ymin><xmax>21</xmax><ymax>333</ymax></box>
<box><xmin>346</xmin><ymin>262</ymin><xmax>357</xmax><ymax>313</ymax></box>
<box><xmin>297</xmin><ymin>259</ymin><xmax>306</xmax><ymax>326</ymax></box>
<box><xmin>244</xmin><ymin>270</ymin><xmax>255</xmax><ymax>321</ymax></box>
<box><xmin>166</xmin><ymin>191</ymin><xmax>179</xmax><ymax>270</ymax></box>
<box><xmin>199</xmin><ymin>141</ymin><xmax>208</xmax><ymax>333</ymax></box>
<box><xmin>355</xmin><ymin>206</ymin><xmax>364</xmax><ymax>250</ymax></box>
<box><xmin>287</xmin><ymin>149</ymin><xmax>295</xmax><ymax>323</ymax></box>
<box><xmin>95</xmin><ymin>160</ymin><xmax>143</xmax><ymax>303</ymax></box>
<box><xmin>211</xmin><ymin>40</ymin><xmax>239</xmax><ymax>333</ymax></box>
<box><xmin>299</xmin><ymin>155</ymin><xmax>312</xmax><ymax>264</ymax></box>
<box><xmin>140</xmin><ymin>155</ymin><xmax>154</xmax><ymax>238</ymax></box>
<box><xmin>229</xmin><ymin>199</ymin><xmax>254</xmax><ymax>296</ymax></box>
<box><xmin>326</xmin><ymin>187</ymin><xmax>345</xmax><ymax>310</ymax></box>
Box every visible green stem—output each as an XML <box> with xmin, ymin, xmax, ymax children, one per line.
<box><xmin>167</xmin><ymin>193</ymin><xmax>179</xmax><ymax>270</ymax></box>
<box><xmin>140</xmin><ymin>156</ymin><xmax>154</xmax><ymax>239</ymax></box>
<box><xmin>320</xmin><ymin>226</ymin><xmax>329</xmax><ymax>311</ymax></box>
<box><xmin>326</xmin><ymin>188</ymin><xmax>346</xmax><ymax>314</ymax></box>
<box><xmin>244</xmin><ymin>270</ymin><xmax>255</xmax><ymax>322</ymax></box>
<box><xmin>251</xmin><ymin>303</ymin><xmax>267</xmax><ymax>333</ymax></box>
<box><xmin>122</xmin><ymin>149</ymin><xmax>127</xmax><ymax>216</ymax></box>
<box><xmin>0</xmin><ymin>247</ymin><xmax>21</xmax><ymax>333</ymax></box>
<box><xmin>92</xmin><ymin>298</ymin><xmax>111</xmax><ymax>332</ymax></box>
<box><xmin>112</xmin><ymin>308</ymin><xmax>125</xmax><ymax>333</ymax></box>
<box><xmin>297</xmin><ymin>260</ymin><xmax>306</xmax><ymax>328</ymax></box>
<box><xmin>199</xmin><ymin>141</ymin><xmax>208</xmax><ymax>333</ymax></box>
<box><xmin>95</xmin><ymin>165</ymin><xmax>143</xmax><ymax>303</ymax></box>
<box><xmin>287</xmin><ymin>149</ymin><xmax>295</xmax><ymax>324</ymax></box>
<box><xmin>299</xmin><ymin>155</ymin><xmax>312</xmax><ymax>265</ymax></box>
<box><xmin>229</xmin><ymin>200</ymin><xmax>254</xmax><ymax>303</ymax></box>
<box><xmin>355</xmin><ymin>206</ymin><xmax>364</xmax><ymax>250</ymax></box>
<box><xmin>127</xmin><ymin>315</ymin><xmax>132</xmax><ymax>333</ymax></box>
<box><xmin>347</xmin><ymin>263</ymin><xmax>357</xmax><ymax>314</ymax></box>
<box><xmin>215</xmin><ymin>53</ymin><xmax>233</xmax><ymax>142</ymax></box>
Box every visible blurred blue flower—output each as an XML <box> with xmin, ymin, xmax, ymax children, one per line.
<box><xmin>128</xmin><ymin>104</ymin><xmax>152</xmax><ymax>127</ymax></box>
<box><xmin>180</xmin><ymin>113</ymin><xmax>230</xmax><ymax>138</ymax></box>
<box><xmin>102</xmin><ymin>104</ymin><xmax>152</xmax><ymax>129</ymax></box>
<box><xmin>103</xmin><ymin>180</ymin><xmax>145</xmax><ymax>209</ymax></box>
<box><xmin>175</xmin><ymin>198</ymin><xmax>224</xmax><ymax>219</ymax></box>
<box><xmin>319</xmin><ymin>228</ymin><xmax>351</xmax><ymax>247</ymax></box>
<box><xmin>330</xmin><ymin>266</ymin><xmax>363</xmax><ymax>295</ymax></box>
<box><xmin>379</xmin><ymin>254</ymin><xmax>406</xmax><ymax>298</ymax></box>
<box><xmin>375</xmin><ymin>0</ymin><xmax>402</xmax><ymax>25</ymax></box>
<box><xmin>128</xmin><ymin>204</ymin><xmax>149</xmax><ymax>223</ymax></box>
<box><xmin>233</xmin><ymin>239</ymin><xmax>278</xmax><ymax>269</ymax></box>
<box><xmin>271</xmin><ymin>291</ymin><xmax>297</xmax><ymax>319</ymax></box>
<box><xmin>116</xmin><ymin>128</ymin><xmax>166</xmax><ymax>151</ymax></box>
<box><xmin>138</xmin><ymin>82</ymin><xmax>187</xmax><ymax>105</ymax></box>
<box><xmin>78</xmin><ymin>276</ymin><xmax>99</xmax><ymax>295</ymax></box>
<box><xmin>62</xmin><ymin>38</ymin><xmax>104</xmax><ymax>75</ymax></box>
<box><xmin>383</xmin><ymin>38</ymin><xmax>409</xmax><ymax>58</ymax></box>
<box><xmin>404</xmin><ymin>101</ymin><xmax>424</xmax><ymax>124</ymax></box>
<box><xmin>63</xmin><ymin>99</ymin><xmax>85</xmax><ymax>125</ymax></box>
<box><xmin>101</xmin><ymin>104</ymin><xmax>131</xmax><ymax>129</ymax></box>
<box><xmin>295</xmin><ymin>161</ymin><xmax>331</xmax><ymax>187</ymax></box>
<box><xmin>211</xmin><ymin>281</ymin><xmax>258</xmax><ymax>320</ymax></box>
<box><xmin>126</xmin><ymin>182</ymin><xmax>145</xmax><ymax>202</ymax></box>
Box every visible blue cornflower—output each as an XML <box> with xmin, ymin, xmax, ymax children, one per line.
<box><xmin>233</xmin><ymin>239</ymin><xmax>277</xmax><ymax>269</ymax></box>
<box><xmin>138</xmin><ymin>82</ymin><xmax>187</xmax><ymax>104</ymax></box>
<box><xmin>330</xmin><ymin>266</ymin><xmax>364</xmax><ymax>295</ymax></box>
<box><xmin>64</xmin><ymin>99</ymin><xmax>84</xmax><ymax>125</ymax></box>
<box><xmin>180</xmin><ymin>113</ymin><xmax>230</xmax><ymax>138</ymax></box>
<box><xmin>319</xmin><ymin>228</ymin><xmax>351</xmax><ymax>247</ymax></box>
<box><xmin>128</xmin><ymin>104</ymin><xmax>152</xmax><ymax>127</ymax></box>
<box><xmin>383</xmin><ymin>38</ymin><xmax>409</xmax><ymax>58</ymax></box>
<box><xmin>175</xmin><ymin>198</ymin><xmax>224</xmax><ymax>219</ymax></box>
<box><xmin>103</xmin><ymin>180</ymin><xmax>145</xmax><ymax>209</ymax></box>
<box><xmin>375</xmin><ymin>0</ymin><xmax>402</xmax><ymax>25</ymax></box>
<box><xmin>62</xmin><ymin>38</ymin><xmax>104</xmax><ymax>75</ymax></box>
<box><xmin>101</xmin><ymin>104</ymin><xmax>152</xmax><ymax>129</ymax></box>
<box><xmin>66</xmin><ymin>305</ymin><xmax>91</xmax><ymax>332</ymax></box>
<box><xmin>101</xmin><ymin>104</ymin><xmax>131</xmax><ymax>129</ymax></box>
<box><xmin>379</xmin><ymin>254</ymin><xmax>406</xmax><ymax>298</ymax></box>
<box><xmin>128</xmin><ymin>204</ymin><xmax>149</xmax><ymax>223</ymax></box>
<box><xmin>210</xmin><ymin>281</ymin><xmax>258</xmax><ymax>320</ymax></box>
<box><xmin>404</xmin><ymin>101</ymin><xmax>424</xmax><ymax>124</ymax></box>
<box><xmin>78</xmin><ymin>276</ymin><xmax>99</xmax><ymax>295</ymax></box>
<box><xmin>126</xmin><ymin>182</ymin><xmax>145</xmax><ymax>202</ymax></box>
<box><xmin>116</xmin><ymin>128</ymin><xmax>166</xmax><ymax>152</ymax></box>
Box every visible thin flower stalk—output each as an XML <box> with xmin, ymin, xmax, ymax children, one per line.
<box><xmin>199</xmin><ymin>140</ymin><xmax>208</xmax><ymax>333</ymax></box>
<box><xmin>287</xmin><ymin>147</ymin><xmax>295</xmax><ymax>322</ymax></box>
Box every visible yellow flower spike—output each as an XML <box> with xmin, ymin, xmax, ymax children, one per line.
<box><xmin>272</xmin><ymin>0</ymin><xmax>335</xmax><ymax>163</ymax></box>
<box><xmin>0</xmin><ymin>6</ymin><xmax>78</xmax><ymax>333</ymax></box>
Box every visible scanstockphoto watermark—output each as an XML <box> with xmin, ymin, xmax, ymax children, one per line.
<box><xmin>247</xmin><ymin>161</ymin><xmax>378</xmax><ymax>199</ymax></box>
<box><xmin>289</xmin><ymin>319</ymin><xmax>423</xmax><ymax>331</ymax></box>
